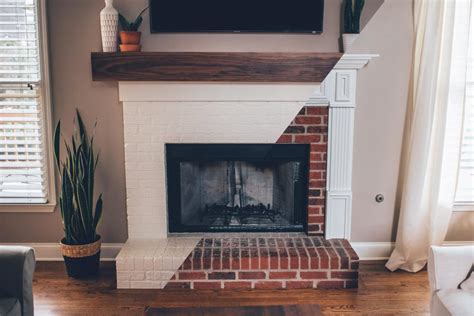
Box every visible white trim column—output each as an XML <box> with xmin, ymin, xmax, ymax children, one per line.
<box><xmin>310</xmin><ymin>54</ymin><xmax>379</xmax><ymax>239</ymax></box>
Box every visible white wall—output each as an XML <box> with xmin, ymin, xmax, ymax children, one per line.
<box><xmin>349</xmin><ymin>0</ymin><xmax>413</xmax><ymax>242</ymax></box>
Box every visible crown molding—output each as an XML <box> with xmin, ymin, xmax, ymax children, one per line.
<box><xmin>334</xmin><ymin>54</ymin><xmax>380</xmax><ymax>70</ymax></box>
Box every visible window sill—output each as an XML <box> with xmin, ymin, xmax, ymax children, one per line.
<box><xmin>453</xmin><ymin>204</ymin><xmax>474</xmax><ymax>212</ymax></box>
<box><xmin>0</xmin><ymin>203</ymin><xmax>56</xmax><ymax>213</ymax></box>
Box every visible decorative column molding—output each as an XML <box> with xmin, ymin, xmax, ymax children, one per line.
<box><xmin>310</xmin><ymin>54</ymin><xmax>379</xmax><ymax>239</ymax></box>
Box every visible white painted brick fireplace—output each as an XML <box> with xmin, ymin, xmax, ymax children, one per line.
<box><xmin>121</xmin><ymin>84</ymin><xmax>314</xmax><ymax>239</ymax></box>
<box><xmin>115</xmin><ymin>54</ymin><xmax>377</xmax><ymax>289</ymax></box>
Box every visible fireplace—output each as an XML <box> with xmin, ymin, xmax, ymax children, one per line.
<box><xmin>166</xmin><ymin>144</ymin><xmax>309</xmax><ymax>233</ymax></box>
<box><xmin>112</xmin><ymin>54</ymin><xmax>377</xmax><ymax>289</ymax></box>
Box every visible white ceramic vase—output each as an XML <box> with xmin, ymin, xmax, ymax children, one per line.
<box><xmin>342</xmin><ymin>33</ymin><xmax>359</xmax><ymax>52</ymax></box>
<box><xmin>100</xmin><ymin>0</ymin><xmax>118</xmax><ymax>52</ymax></box>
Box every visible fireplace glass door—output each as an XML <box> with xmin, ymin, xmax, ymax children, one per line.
<box><xmin>166</xmin><ymin>144</ymin><xmax>309</xmax><ymax>232</ymax></box>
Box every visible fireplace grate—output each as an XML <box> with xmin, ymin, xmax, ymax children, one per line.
<box><xmin>200</xmin><ymin>203</ymin><xmax>282</xmax><ymax>227</ymax></box>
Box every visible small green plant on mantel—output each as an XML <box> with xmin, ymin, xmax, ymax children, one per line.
<box><xmin>118</xmin><ymin>7</ymin><xmax>148</xmax><ymax>32</ymax></box>
<box><xmin>54</xmin><ymin>110</ymin><xmax>103</xmax><ymax>246</ymax></box>
<box><xmin>344</xmin><ymin>0</ymin><xmax>365</xmax><ymax>34</ymax></box>
<box><xmin>118</xmin><ymin>7</ymin><xmax>148</xmax><ymax>52</ymax></box>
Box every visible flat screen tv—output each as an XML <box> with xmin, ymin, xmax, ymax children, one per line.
<box><xmin>149</xmin><ymin>0</ymin><xmax>324</xmax><ymax>34</ymax></box>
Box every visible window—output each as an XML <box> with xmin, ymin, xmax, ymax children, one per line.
<box><xmin>0</xmin><ymin>0</ymin><xmax>54</xmax><ymax>210</ymax></box>
<box><xmin>454</xmin><ymin>0</ymin><xmax>474</xmax><ymax>209</ymax></box>
<box><xmin>454</xmin><ymin>58</ymin><xmax>474</xmax><ymax>207</ymax></box>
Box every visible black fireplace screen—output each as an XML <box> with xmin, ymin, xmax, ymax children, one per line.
<box><xmin>166</xmin><ymin>144</ymin><xmax>309</xmax><ymax>232</ymax></box>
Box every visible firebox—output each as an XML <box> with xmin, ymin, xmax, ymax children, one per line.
<box><xmin>166</xmin><ymin>144</ymin><xmax>309</xmax><ymax>233</ymax></box>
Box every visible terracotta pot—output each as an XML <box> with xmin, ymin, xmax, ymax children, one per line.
<box><xmin>60</xmin><ymin>235</ymin><xmax>101</xmax><ymax>278</ymax></box>
<box><xmin>120</xmin><ymin>44</ymin><xmax>142</xmax><ymax>52</ymax></box>
<box><xmin>119</xmin><ymin>31</ymin><xmax>141</xmax><ymax>45</ymax></box>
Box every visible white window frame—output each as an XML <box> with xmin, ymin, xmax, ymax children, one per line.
<box><xmin>0</xmin><ymin>0</ymin><xmax>56</xmax><ymax>213</ymax></box>
<box><xmin>453</xmin><ymin>204</ymin><xmax>474</xmax><ymax>212</ymax></box>
<box><xmin>451</xmin><ymin>0</ymin><xmax>474</xmax><ymax>213</ymax></box>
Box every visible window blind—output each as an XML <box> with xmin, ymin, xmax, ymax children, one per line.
<box><xmin>454</xmin><ymin>1</ymin><xmax>474</xmax><ymax>205</ymax></box>
<box><xmin>0</xmin><ymin>0</ymin><xmax>48</xmax><ymax>203</ymax></box>
<box><xmin>455</xmin><ymin>60</ymin><xmax>474</xmax><ymax>204</ymax></box>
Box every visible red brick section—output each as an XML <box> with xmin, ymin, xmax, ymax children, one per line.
<box><xmin>276</xmin><ymin>106</ymin><xmax>328</xmax><ymax>236</ymax></box>
<box><xmin>164</xmin><ymin>237</ymin><xmax>359</xmax><ymax>290</ymax></box>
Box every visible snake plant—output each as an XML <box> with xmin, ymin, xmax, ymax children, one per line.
<box><xmin>54</xmin><ymin>110</ymin><xmax>103</xmax><ymax>245</ymax></box>
<box><xmin>344</xmin><ymin>0</ymin><xmax>365</xmax><ymax>34</ymax></box>
<box><xmin>118</xmin><ymin>7</ymin><xmax>148</xmax><ymax>32</ymax></box>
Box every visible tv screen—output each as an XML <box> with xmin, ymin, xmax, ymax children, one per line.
<box><xmin>149</xmin><ymin>0</ymin><xmax>324</xmax><ymax>33</ymax></box>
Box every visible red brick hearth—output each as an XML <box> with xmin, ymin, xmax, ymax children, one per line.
<box><xmin>277</xmin><ymin>106</ymin><xmax>329</xmax><ymax>236</ymax></box>
<box><xmin>165</xmin><ymin>236</ymin><xmax>358</xmax><ymax>290</ymax></box>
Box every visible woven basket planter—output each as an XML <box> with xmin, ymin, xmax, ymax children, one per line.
<box><xmin>60</xmin><ymin>236</ymin><xmax>101</xmax><ymax>278</ymax></box>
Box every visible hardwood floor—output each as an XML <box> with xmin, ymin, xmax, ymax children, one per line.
<box><xmin>33</xmin><ymin>261</ymin><xmax>431</xmax><ymax>316</ymax></box>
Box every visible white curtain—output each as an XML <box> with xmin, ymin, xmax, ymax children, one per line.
<box><xmin>386</xmin><ymin>0</ymin><xmax>473</xmax><ymax>273</ymax></box>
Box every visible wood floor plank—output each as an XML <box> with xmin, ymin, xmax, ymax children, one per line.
<box><xmin>33</xmin><ymin>261</ymin><xmax>431</xmax><ymax>316</ymax></box>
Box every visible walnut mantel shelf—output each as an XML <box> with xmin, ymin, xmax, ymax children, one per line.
<box><xmin>91</xmin><ymin>52</ymin><xmax>342</xmax><ymax>82</ymax></box>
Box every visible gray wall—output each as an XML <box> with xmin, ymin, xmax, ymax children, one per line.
<box><xmin>0</xmin><ymin>0</ymin><xmax>472</xmax><ymax>243</ymax></box>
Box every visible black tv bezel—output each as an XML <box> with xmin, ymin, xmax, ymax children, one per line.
<box><xmin>148</xmin><ymin>0</ymin><xmax>324</xmax><ymax>34</ymax></box>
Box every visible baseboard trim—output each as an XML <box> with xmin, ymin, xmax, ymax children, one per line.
<box><xmin>4</xmin><ymin>241</ymin><xmax>472</xmax><ymax>262</ymax></box>
<box><xmin>2</xmin><ymin>241</ymin><xmax>397</xmax><ymax>261</ymax></box>
<box><xmin>442</xmin><ymin>241</ymin><xmax>474</xmax><ymax>246</ymax></box>
<box><xmin>351</xmin><ymin>242</ymin><xmax>395</xmax><ymax>261</ymax></box>
<box><xmin>352</xmin><ymin>241</ymin><xmax>473</xmax><ymax>261</ymax></box>
<box><xmin>3</xmin><ymin>243</ymin><xmax>124</xmax><ymax>261</ymax></box>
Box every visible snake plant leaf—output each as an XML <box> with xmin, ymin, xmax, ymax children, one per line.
<box><xmin>132</xmin><ymin>16</ymin><xmax>143</xmax><ymax>31</ymax></box>
<box><xmin>76</xmin><ymin>109</ymin><xmax>87</xmax><ymax>142</ymax></box>
<box><xmin>93</xmin><ymin>194</ymin><xmax>103</xmax><ymax>231</ymax></box>
<box><xmin>70</xmin><ymin>212</ymin><xmax>81</xmax><ymax>244</ymax></box>
<box><xmin>94</xmin><ymin>151</ymin><xmax>100</xmax><ymax>172</ymax></box>
<box><xmin>71</xmin><ymin>136</ymin><xmax>77</xmax><ymax>162</ymax></box>
<box><xmin>54</xmin><ymin>121</ymin><xmax>60</xmax><ymax>170</ymax></box>
<box><xmin>62</xmin><ymin>167</ymin><xmax>73</xmax><ymax>211</ymax></box>
<box><xmin>62</xmin><ymin>167</ymin><xmax>73</xmax><ymax>243</ymax></box>
<box><xmin>118</xmin><ymin>14</ymin><xmax>131</xmax><ymax>31</ymax></box>
<box><xmin>64</xmin><ymin>141</ymin><xmax>72</xmax><ymax>169</ymax></box>
<box><xmin>88</xmin><ymin>145</ymin><xmax>95</xmax><ymax>217</ymax></box>
<box><xmin>59</xmin><ymin>196</ymin><xmax>67</xmax><ymax>237</ymax></box>
<box><xmin>353</xmin><ymin>0</ymin><xmax>365</xmax><ymax>33</ymax></box>
<box><xmin>134</xmin><ymin>7</ymin><xmax>148</xmax><ymax>31</ymax></box>
<box><xmin>343</xmin><ymin>0</ymin><xmax>353</xmax><ymax>33</ymax></box>
<box><xmin>75</xmin><ymin>177</ymin><xmax>91</xmax><ymax>240</ymax></box>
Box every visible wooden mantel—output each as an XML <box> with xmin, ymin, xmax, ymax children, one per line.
<box><xmin>90</xmin><ymin>52</ymin><xmax>342</xmax><ymax>83</ymax></box>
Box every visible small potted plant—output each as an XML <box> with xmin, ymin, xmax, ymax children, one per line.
<box><xmin>118</xmin><ymin>7</ymin><xmax>148</xmax><ymax>52</ymax></box>
<box><xmin>342</xmin><ymin>0</ymin><xmax>365</xmax><ymax>52</ymax></box>
<box><xmin>54</xmin><ymin>110</ymin><xmax>103</xmax><ymax>278</ymax></box>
